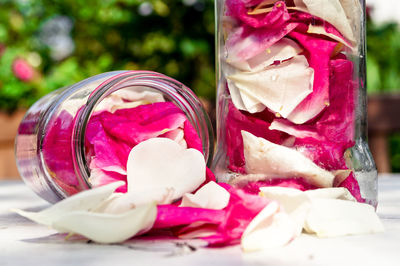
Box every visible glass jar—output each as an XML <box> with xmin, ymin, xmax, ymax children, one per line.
<box><xmin>15</xmin><ymin>71</ymin><xmax>214</xmax><ymax>203</ymax></box>
<box><xmin>212</xmin><ymin>0</ymin><xmax>377</xmax><ymax>206</ymax></box>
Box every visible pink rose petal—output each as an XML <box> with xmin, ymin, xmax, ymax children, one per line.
<box><xmin>287</xmin><ymin>31</ymin><xmax>337</xmax><ymax>124</ymax></box>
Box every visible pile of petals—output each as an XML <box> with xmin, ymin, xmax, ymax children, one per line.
<box><xmin>14</xmin><ymin>137</ymin><xmax>383</xmax><ymax>251</ymax></box>
<box><xmin>221</xmin><ymin>0</ymin><xmax>366</xmax><ymax>203</ymax></box>
<box><xmin>15</xmin><ymin>91</ymin><xmax>383</xmax><ymax>250</ymax></box>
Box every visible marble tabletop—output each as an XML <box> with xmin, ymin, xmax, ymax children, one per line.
<box><xmin>1</xmin><ymin>175</ymin><xmax>399</xmax><ymax>266</ymax></box>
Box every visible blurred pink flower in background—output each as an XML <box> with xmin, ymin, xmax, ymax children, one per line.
<box><xmin>12</xmin><ymin>58</ymin><xmax>35</xmax><ymax>82</ymax></box>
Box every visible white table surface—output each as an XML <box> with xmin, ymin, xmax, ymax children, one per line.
<box><xmin>1</xmin><ymin>175</ymin><xmax>399</xmax><ymax>266</ymax></box>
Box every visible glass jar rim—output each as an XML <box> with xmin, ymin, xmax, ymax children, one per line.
<box><xmin>71</xmin><ymin>70</ymin><xmax>214</xmax><ymax>191</ymax></box>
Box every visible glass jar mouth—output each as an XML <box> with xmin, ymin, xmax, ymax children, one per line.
<box><xmin>71</xmin><ymin>70</ymin><xmax>214</xmax><ymax>190</ymax></box>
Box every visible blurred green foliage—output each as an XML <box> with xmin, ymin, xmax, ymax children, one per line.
<box><xmin>367</xmin><ymin>15</ymin><xmax>400</xmax><ymax>172</ymax></box>
<box><xmin>367</xmin><ymin>17</ymin><xmax>400</xmax><ymax>93</ymax></box>
<box><xmin>0</xmin><ymin>0</ymin><xmax>215</xmax><ymax>113</ymax></box>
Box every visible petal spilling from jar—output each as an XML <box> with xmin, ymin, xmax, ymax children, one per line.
<box><xmin>293</xmin><ymin>0</ymin><xmax>359</xmax><ymax>44</ymax></box>
<box><xmin>304</xmin><ymin>198</ymin><xmax>384</xmax><ymax>237</ymax></box>
<box><xmin>242</xmin><ymin>130</ymin><xmax>335</xmax><ymax>188</ymax></box>
<box><xmin>241</xmin><ymin>201</ymin><xmax>296</xmax><ymax>251</ymax></box>
<box><xmin>180</xmin><ymin>181</ymin><xmax>230</xmax><ymax>210</ymax></box>
<box><xmin>94</xmin><ymin>188</ymin><xmax>175</xmax><ymax>214</ymax></box>
<box><xmin>228</xmin><ymin>55</ymin><xmax>314</xmax><ymax>117</ymax></box>
<box><xmin>127</xmin><ymin>138</ymin><xmax>206</xmax><ymax>203</ymax></box>
<box><xmin>259</xmin><ymin>187</ymin><xmax>311</xmax><ymax>237</ymax></box>
<box><xmin>228</xmin><ymin>38</ymin><xmax>303</xmax><ymax>72</ymax></box>
<box><xmin>52</xmin><ymin>202</ymin><xmax>157</xmax><ymax>244</ymax></box>
<box><xmin>12</xmin><ymin>181</ymin><xmax>125</xmax><ymax>226</ymax></box>
<box><xmin>258</xmin><ymin>186</ymin><xmax>383</xmax><ymax>238</ymax></box>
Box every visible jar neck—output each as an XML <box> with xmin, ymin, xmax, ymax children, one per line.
<box><xmin>71</xmin><ymin>71</ymin><xmax>214</xmax><ymax>189</ymax></box>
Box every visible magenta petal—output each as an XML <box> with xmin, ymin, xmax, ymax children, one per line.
<box><xmin>153</xmin><ymin>183</ymin><xmax>270</xmax><ymax>247</ymax></box>
<box><xmin>42</xmin><ymin>110</ymin><xmax>78</xmax><ymax>187</ymax></box>
<box><xmin>100</xmin><ymin>102</ymin><xmax>187</xmax><ymax>146</ymax></box>
<box><xmin>287</xmin><ymin>31</ymin><xmax>337</xmax><ymax>124</ymax></box>
<box><xmin>200</xmin><ymin>184</ymin><xmax>270</xmax><ymax>246</ymax></box>
<box><xmin>153</xmin><ymin>205</ymin><xmax>225</xmax><ymax>229</ymax></box>
<box><xmin>239</xmin><ymin>178</ymin><xmax>318</xmax><ymax>194</ymax></box>
<box><xmin>338</xmin><ymin>173</ymin><xmax>365</xmax><ymax>203</ymax></box>
<box><xmin>227</xmin><ymin>0</ymin><xmax>290</xmax><ymax>29</ymax></box>
<box><xmin>183</xmin><ymin>120</ymin><xmax>203</xmax><ymax>153</ymax></box>
<box><xmin>317</xmin><ymin>59</ymin><xmax>355</xmax><ymax>144</ymax></box>
<box><xmin>87</xmin><ymin>117</ymin><xmax>130</xmax><ymax>174</ymax></box>
<box><xmin>226</xmin><ymin>21</ymin><xmax>299</xmax><ymax>63</ymax></box>
<box><xmin>270</xmin><ymin>59</ymin><xmax>355</xmax><ymax>170</ymax></box>
<box><xmin>289</xmin><ymin>11</ymin><xmax>352</xmax><ymax>46</ymax></box>
<box><xmin>226</xmin><ymin>103</ymin><xmax>286</xmax><ymax>173</ymax></box>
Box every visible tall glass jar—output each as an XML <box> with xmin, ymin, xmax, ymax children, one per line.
<box><xmin>213</xmin><ymin>0</ymin><xmax>377</xmax><ymax>206</ymax></box>
<box><xmin>15</xmin><ymin>71</ymin><xmax>214</xmax><ymax>203</ymax></box>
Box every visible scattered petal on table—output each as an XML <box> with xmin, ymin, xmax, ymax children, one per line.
<box><xmin>52</xmin><ymin>202</ymin><xmax>157</xmax><ymax>244</ymax></box>
<box><xmin>241</xmin><ymin>201</ymin><xmax>295</xmax><ymax>251</ymax></box>
<box><xmin>12</xmin><ymin>181</ymin><xmax>125</xmax><ymax>226</ymax></box>
<box><xmin>259</xmin><ymin>186</ymin><xmax>311</xmax><ymax>237</ymax></box>
<box><xmin>304</xmin><ymin>198</ymin><xmax>384</xmax><ymax>237</ymax></box>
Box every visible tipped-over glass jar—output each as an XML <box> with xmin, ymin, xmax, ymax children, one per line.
<box><xmin>15</xmin><ymin>71</ymin><xmax>214</xmax><ymax>203</ymax></box>
<box><xmin>212</xmin><ymin>0</ymin><xmax>377</xmax><ymax>206</ymax></box>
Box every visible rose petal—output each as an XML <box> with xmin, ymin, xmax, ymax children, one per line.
<box><xmin>228</xmin><ymin>55</ymin><xmax>314</xmax><ymax>117</ymax></box>
<box><xmin>304</xmin><ymin>198</ymin><xmax>384</xmax><ymax>237</ymax></box>
<box><xmin>293</xmin><ymin>0</ymin><xmax>361</xmax><ymax>44</ymax></box>
<box><xmin>225</xmin><ymin>103</ymin><xmax>286</xmax><ymax>174</ymax></box>
<box><xmin>100</xmin><ymin>102</ymin><xmax>187</xmax><ymax>147</ymax></box>
<box><xmin>52</xmin><ymin>202</ymin><xmax>157</xmax><ymax>243</ymax></box>
<box><xmin>287</xmin><ymin>31</ymin><xmax>338</xmax><ymax>124</ymax></box>
<box><xmin>12</xmin><ymin>181</ymin><xmax>125</xmax><ymax>226</ymax></box>
<box><xmin>226</xmin><ymin>0</ymin><xmax>289</xmax><ymax>28</ymax></box>
<box><xmin>305</xmin><ymin>187</ymin><xmax>356</xmax><ymax>201</ymax></box>
<box><xmin>228</xmin><ymin>37</ymin><xmax>303</xmax><ymax>72</ymax></box>
<box><xmin>259</xmin><ymin>187</ymin><xmax>311</xmax><ymax>237</ymax></box>
<box><xmin>258</xmin><ymin>186</ymin><xmax>381</xmax><ymax>238</ymax></box>
<box><xmin>242</xmin><ymin>130</ymin><xmax>335</xmax><ymax>188</ymax></box>
<box><xmin>241</xmin><ymin>201</ymin><xmax>295</xmax><ymax>251</ymax></box>
<box><xmin>225</xmin><ymin>21</ymin><xmax>299</xmax><ymax>63</ymax></box>
<box><xmin>127</xmin><ymin>138</ymin><xmax>206</xmax><ymax>203</ymax></box>
<box><xmin>180</xmin><ymin>181</ymin><xmax>230</xmax><ymax>210</ymax></box>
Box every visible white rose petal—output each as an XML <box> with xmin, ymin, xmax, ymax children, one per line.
<box><xmin>228</xmin><ymin>38</ymin><xmax>303</xmax><ymax>72</ymax></box>
<box><xmin>241</xmin><ymin>201</ymin><xmax>296</xmax><ymax>251</ymax></box>
<box><xmin>12</xmin><ymin>181</ymin><xmax>125</xmax><ymax>226</ymax></box>
<box><xmin>293</xmin><ymin>0</ymin><xmax>361</xmax><ymax>44</ymax></box>
<box><xmin>304</xmin><ymin>198</ymin><xmax>384</xmax><ymax>237</ymax></box>
<box><xmin>228</xmin><ymin>56</ymin><xmax>314</xmax><ymax>117</ymax></box>
<box><xmin>52</xmin><ymin>202</ymin><xmax>157</xmax><ymax>244</ymax></box>
<box><xmin>127</xmin><ymin>138</ymin><xmax>206</xmax><ymax>204</ymax></box>
<box><xmin>180</xmin><ymin>181</ymin><xmax>230</xmax><ymax>210</ymax></box>
<box><xmin>242</xmin><ymin>131</ymin><xmax>335</xmax><ymax>188</ymax></box>
<box><xmin>259</xmin><ymin>186</ymin><xmax>384</xmax><ymax>238</ymax></box>
<box><xmin>259</xmin><ymin>187</ymin><xmax>311</xmax><ymax>237</ymax></box>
